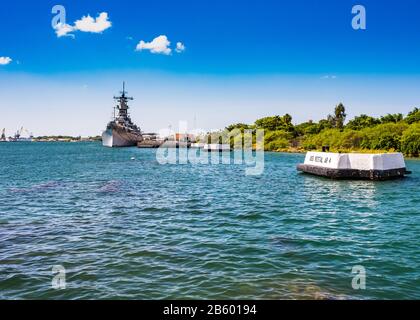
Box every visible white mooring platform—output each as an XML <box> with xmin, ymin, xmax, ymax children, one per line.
<box><xmin>297</xmin><ymin>152</ymin><xmax>411</xmax><ymax>180</ymax></box>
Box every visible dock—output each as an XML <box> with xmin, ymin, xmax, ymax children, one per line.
<box><xmin>137</xmin><ymin>140</ymin><xmax>163</xmax><ymax>148</ymax></box>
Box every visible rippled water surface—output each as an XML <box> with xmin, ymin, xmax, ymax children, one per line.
<box><xmin>0</xmin><ymin>142</ymin><xmax>419</xmax><ymax>299</ymax></box>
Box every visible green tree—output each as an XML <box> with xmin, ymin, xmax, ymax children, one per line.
<box><xmin>346</xmin><ymin>114</ymin><xmax>380</xmax><ymax>130</ymax></box>
<box><xmin>255</xmin><ymin>114</ymin><xmax>295</xmax><ymax>132</ymax></box>
<box><xmin>380</xmin><ymin>113</ymin><xmax>403</xmax><ymax>124</ymax></box>
<box><xmin>360</xmin><ymin>123</ymin><xmax>408</xmax><ymax>151</ymax></box>
<box><xmin>282</xmin><ymin>113</ymin><xmax>292</xmax><ymax>126</ymax></box>
<box><xmin>281</xmin><ymin>113</ymin><xmax>295</xmax><ymax>133</ymax></box>
<box><xmin>405</xmin><ymin>107</ymin><xmax>420</xmax><ymax>124</ymax></box>
<box><xmin>326</xmin><ymin>103</ymin><xmax>346</xmax><ymax>129</ymax></box>
<box><xmin>255</xmin><ymin>116</ymin><xmax>282</xmax><ymax>131</ymax></box>
<box><xmin>401</xmin><ymin>123</ymin><xmax>420</xmax><ymax>156</ymax></box>
<box><xmin>295</xmin><ymin>120</ymin><xmax>321</xmax><ymax>136</ymax></box>
<box><xmin>334</xmin><ymin>103</ymin><xmax>346</xmax><ymax>129</ymax></box>
<box><xmin>318</xmin><ymin>119</ymin><xmax>333</xmax><ymax>131</ymax></box>
<box><xmin>225</xmin><ymin>123</ymin><xmax>252</xmax><ymax>132</ymax></box>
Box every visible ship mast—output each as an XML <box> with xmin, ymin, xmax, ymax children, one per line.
<box><xmin>113</xmin><ymin>81</ymin><xmax>133</xmax><ymax>121</ymax></box>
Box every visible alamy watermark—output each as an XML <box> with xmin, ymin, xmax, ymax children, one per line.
<box><xmin>351</xmin><ymin>265</ymin><xmax>366</xmax><ymax>290</ymax></box>
<box><xmin>155</xmin><ymin>122</ymin><xmax>265</xmax><ymax>176</ymax></box>
<box><xmin>50</xmin><ymin>4</ymin><xmax>367</xmax><ymax>36</ymax></box>
<box><xmin>52</xmin><ymin>265</ymin><xmax>66</xmax><ymax>290</ymax></box>
<box><xmin>51</xmin><ymin>5</ymin><xmax>66</xmax><ymax>29</ymax></box>
<box><xmin>352</xmin><ymin>5</ymin><xmax>366</xmax><ymax>30</ymax></box>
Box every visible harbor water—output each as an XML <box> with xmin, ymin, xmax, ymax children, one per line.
<box><xmin>0</xmin><ymin>142</ymin><xmax>419</xmax><ymax>299</ymax></box>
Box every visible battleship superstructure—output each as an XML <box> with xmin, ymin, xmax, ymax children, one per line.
<box><xmin>102</xmin><ymin>83</ymin><xmax>143</xmax><ymax>147</ymax></box>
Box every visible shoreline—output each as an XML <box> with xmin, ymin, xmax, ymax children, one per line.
<box><xmin>2</xmin><ymin>141</ymin><xmax>419</xmax><ymax>159</ymax></box>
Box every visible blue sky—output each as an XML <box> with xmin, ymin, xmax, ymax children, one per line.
<box><xmin>0</xmin><ymin>0</ymin><xmax>420</xmax><ymax>136</ymax></box>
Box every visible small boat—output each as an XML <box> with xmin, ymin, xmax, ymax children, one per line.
<box><xmin>297</xmin><ymin>151</ymin><xmax>411</xmax><ymax>180</ymax></box>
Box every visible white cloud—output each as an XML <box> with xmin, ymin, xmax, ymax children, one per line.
<box><xmin>321</xmin><ymin>75</ymin><xmax>337</xmax><ymax>80</ymax></box>
<box><xmin>54</xmin><ymin>12</ymin><xmax>111</xmax><ymax>38</ymax></box>
<box><xmin>135</xmin><ymin>36</ymin><xmax>186</xmax><ymax>55</ymax></box>
<box><xmin>54</xmin><ymin>23</ymin><xmax>75</xmax><ymax>38</ymax></box>
<box><xmin>175</xmin><ymin>42</ymin><xmax>185</xmax><ymax>53</ymax></box>
<box><xmin>74</xmin><ymin>12</ymin><xmax>112</xmax><ymax>33</ymax></box>
<box><xmin>136</xmin><ymin>35</ymin><xmax>172</xmax><ymax>55</ymax></box>
<box><xmin>0</xmin><ymin>57</ymin><xmax>12</xmax><ymax>65</ymax></box>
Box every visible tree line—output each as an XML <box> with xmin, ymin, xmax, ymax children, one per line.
<box><xmin>224</xmin><ymin>105</ymin><xmax>420</xmax><ymax>156</ymax></box>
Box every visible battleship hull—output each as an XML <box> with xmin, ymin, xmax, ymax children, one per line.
<box><xmin>102</xmin><ymin>127</ymin><xmax>142</xmax><ymax>147</ymax></box>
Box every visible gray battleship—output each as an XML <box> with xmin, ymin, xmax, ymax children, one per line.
<box><xmin>102</xmin><ymin>83</ymin><xmax>143</xmax><ymax>147</ymax></box>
